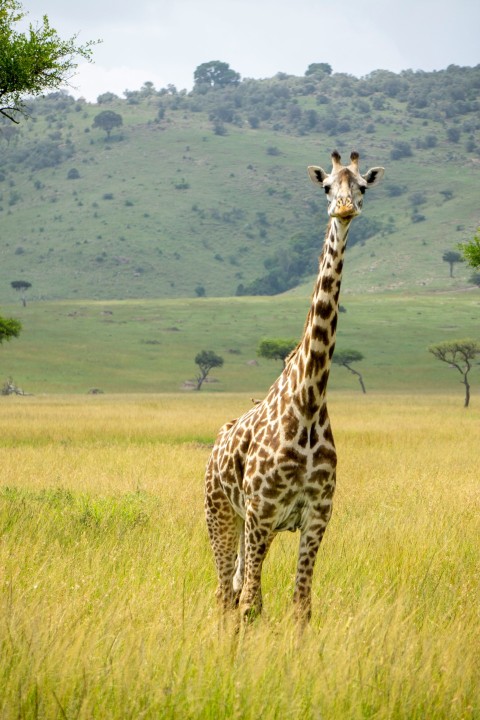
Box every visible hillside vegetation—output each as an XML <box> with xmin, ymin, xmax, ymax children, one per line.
<box><xmin>0</xmin><ymin>63</ymin><xmax>479</xmax><ymax>302</ymax></box>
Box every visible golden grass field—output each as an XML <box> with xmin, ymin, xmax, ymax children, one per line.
<box><xmin>0</xmin><ymin>392</ymin><xmax>479</xmax><ymax>719</ymax></box>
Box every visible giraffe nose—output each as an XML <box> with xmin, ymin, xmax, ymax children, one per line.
<box><xmin>334</xmin><ymin>197</ymin><xmax>355</xmax><ymax>218</ymax></box>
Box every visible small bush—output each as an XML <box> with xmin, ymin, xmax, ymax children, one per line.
<box><xmin>447</xmin><ymin>127</ymin><xmax>461</xmax><ymax>143</ymax></box>
<box><xmin>9</xmin><ymin>191</ymin><xmax>21</xmax><ymax>206</ymax></box>
<box><xmin>386</xmin><ymin>184</ymin><xmax>406</xmax><ymax>197</ymax></box>
<box><xmin>174</xmin><ymin>179</ymin><xmax>190</xmax><ymax>190</ymax></box>
<box><xmin>212</xmin><ymin>121</ymin><xmax>226</xmax><ymax>136</ymax></box>
<box><xmin>390</xmin><ymin>141</ymin><xmax>413</xmax><ymax>160</ymax></box>
<box><xmin>412</xmin><ymin>212</ymin><xmax>426</xmax><ymax>223</ymax></box>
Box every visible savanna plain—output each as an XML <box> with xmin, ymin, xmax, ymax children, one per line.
<box><xmin>0</xmin><ymin>392</ymin><xmax>478</xmax><ymax>719</ymax></box>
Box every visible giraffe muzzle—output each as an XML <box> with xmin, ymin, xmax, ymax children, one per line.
<box><xmin>332</xmin><ymin>198</ymin><xmax>357</xmax><ymax>219</ymax></box>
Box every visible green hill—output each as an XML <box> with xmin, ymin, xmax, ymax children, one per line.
<box><xmin>0</xmin><ymin>64</ymin><xmax>479</xmax><ymax>303</ymax></box>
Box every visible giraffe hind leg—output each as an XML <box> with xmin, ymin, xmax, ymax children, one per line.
<box><xmin>205</xmin><ymin>481</ymin><xmax>242</xmax><ymax>612</ymax></box>
<box><xmin>232</xmin><ymin>521</ymin><xmax>245</xmax><ymax>603</ymax></box>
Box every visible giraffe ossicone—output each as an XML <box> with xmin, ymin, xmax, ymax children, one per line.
<box><xmin>205</xmin><ymin>151</ymin><xmax>385</xmax><ymax>623</ymax></box>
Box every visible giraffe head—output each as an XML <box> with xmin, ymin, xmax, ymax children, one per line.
<box><xmin>308</xmin><ymin>151</ymin><xmax>384</xmax><ymax>220</ymax></box>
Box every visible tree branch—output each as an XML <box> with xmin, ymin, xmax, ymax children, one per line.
<box><xmin>0</xmin><ymin>106</ymin><xmax>21</xmax><ymax>123</ymax></box>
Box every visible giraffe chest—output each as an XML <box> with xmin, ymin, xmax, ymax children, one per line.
<box><xmin>215</xmin><ymin>415</ymin><xmax>337</xmax><ymax>531</ymax></box>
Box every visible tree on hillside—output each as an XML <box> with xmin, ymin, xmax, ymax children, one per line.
<box><xmin>332</xmin><ymin>349</ymin><xmax>367</xmax><ymax>394</ymax></box>
<box><xmin>93</xmin><ymin>110</ymin><xmax>123</xmax><ymax>139</ymax></box>
<box><xmin>428</xmin><ymin>339</ymin><xmax>480</xmax><ymax>408</ymax></box>
<box><xmin>442</xmin><ymin>250</ymin><xmax>464</xmax><ymax>278</ymax></box>
<box><xmin>0</xmin><ymin>0</ymin><xmax>97</xmax><ymax>123</ymax></box>
<box><xmin>0</xmin><ymin>313</ymin><xmax>21</xmax><ymax>344</ymax></box>
<box><xmin>459</xmin><ymin>228</ymin><xmax>480</xmax><ymax>269</ymax></box>
<box><xmin>193</xmin><ymin>61</ymin><xmax>240</xmax><ymax>91</ymax></box>
<box><xmin>194</xmin><ymin>350</ymin><xmax>224</xmax><ymax>391</ymax></box>
<box><xmin>97</xmin><ymin>92</ymin><xmax>119</xmax><ymax>104</ymax></box>
<box><xmin>305</xmin><ymin>63</ymin><xmax>332</xmax><ymax>77</ymax></box>
<box><xmin>257</xmin><ymin>338</ymin><xmax>297</xmax><ymax>369</ymax></box>
<box><xmin>11</xmin><ymin>279</ymin><xmax>31</xmax><ymax>306</ymax></box>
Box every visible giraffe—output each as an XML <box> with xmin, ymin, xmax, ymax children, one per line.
<box><xmin>205</xmin><ymin>150</ymin><xmax>384</xmax><ymax>623</ymax></box>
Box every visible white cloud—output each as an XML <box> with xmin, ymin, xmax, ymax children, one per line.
<box><xmin>20</xmin><ymin>0</ymin><xmax>480</xmax><ymax>101</ymax></box>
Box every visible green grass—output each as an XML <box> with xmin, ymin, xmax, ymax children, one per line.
<box><xmin>1</xmin><ymin>291</ymin><xmax>479</xmax><ymax>396</ymax></box>
<box><xmin>0</xmin><ymin>393</ymin><xmax>478</xmax><ymax>718</ymax></box>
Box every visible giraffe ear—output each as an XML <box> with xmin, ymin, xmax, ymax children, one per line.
<box><xmin>363</xmin><ymin>167</ymin><xmax>385</xmax><ymax>187</ymax></box>
<box><xmin>308</xmin><ymin>166</ymin><xmax>329</xmax><ymax>186</ymax></box>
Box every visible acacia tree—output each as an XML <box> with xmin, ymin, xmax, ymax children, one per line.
<box><xmin>194</xmin><ymin>350</ymin><xmax>224</xmax><ymax>391</ymax></box>
<box><xmin>93</xmin><ymin>110</ymin><xmax>123</xmax><ymax>139</ymax></box>
<box><xmin>305</xmin><ymin>63</ymin><xmax>332</xmax><ymax>76</ymax></box>
<box><xmin>428</xmin><ymin>339</ymin><xmax>480</xmax><ymax>407</ymax></box>
<box><xmin>442</xmin><ymin>250</ymin><xmax>464</xmax><ymax>278</ymax></box>
<box><xmin>0</xmin><ymin>0</ymin><xmax>97</xmax><ymax>123</ymax></box>
<box><xmin>11</xmin><ymin>279</ymin><xmax>31</xmax><ymax>306</ymax></box>
<box><xmin>257</xmin><ymin>338</ymin><xmax>297</xmax><ymax>369</ymax></box>
<box><xmin>333</xmin><ymin>349</ymin><xmax>366</xmax><ymax>393</ymax></box>
<box><xmin>193</xmin><ymin>61</ymin><xmax>240</xmax><ymax>91</ymax></box>
<box><xmin>459</xmin><ymin>228</ymin><xmax>480</xmax><ymax>270</ymax></box>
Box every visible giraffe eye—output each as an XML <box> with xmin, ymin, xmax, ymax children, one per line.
<box><xmin>359</xmin><ymin>186</ymin><xmax>366</xmax><ymax>195</ymax></box>
<box><xmin>323</xmin><ymin>185</ymin><xmax>331</xmax><ymax>194</ymax></box>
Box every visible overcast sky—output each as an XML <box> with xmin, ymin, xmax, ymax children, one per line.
<box><xmin>22</xmin><ymin>0</ymin><xmax>480</xmax><ymax>102</ymax></box>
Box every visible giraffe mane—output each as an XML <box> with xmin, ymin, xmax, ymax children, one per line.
<box><xmin>284</xmin><ymin>241</ymin><xmax>329</xmax><ymax>370</ymax></box>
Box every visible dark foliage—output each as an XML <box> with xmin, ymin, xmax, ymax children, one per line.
<box><xmin>237</xmin><ymin>216</ymin><xmax>390</xmax><ymax>296</ymax></box>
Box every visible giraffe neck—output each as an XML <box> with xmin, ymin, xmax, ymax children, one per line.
<box><xmin>285</xmin><ymin>217</ymin><xmax>351</xmax><ymax>417</ymax></box>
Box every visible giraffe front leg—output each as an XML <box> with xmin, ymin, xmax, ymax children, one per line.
<box><xmin>239</xmin><ymin>504</ymin><xmax>273</xmax><ymax>623</ymax></box>
<box><xmin>294</xmin><ymin>503</ymin><xmax>333</xmax><ymax>623</ymax></box>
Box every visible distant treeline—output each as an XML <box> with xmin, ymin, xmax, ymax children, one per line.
<box><xmin>119</xmin><ymin>62</ymin><xmax>478</xmax><ymax>137</ymax></box>
<box><xmin>9</xmin><ymin>61</ymin><xmax>479</xmax><ymax>139</ymax></box>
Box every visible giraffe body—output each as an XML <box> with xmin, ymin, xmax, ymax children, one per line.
<box><xmin>205</xmin><ymin>151</ymin><xmax>384</xmax><ymax>622</ymax></box>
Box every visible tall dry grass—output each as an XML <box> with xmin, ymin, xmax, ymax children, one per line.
<box><xmin>0</xmin><ymin>393</ymin><xmax>478</xmax><ymax>718</ymax></box>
